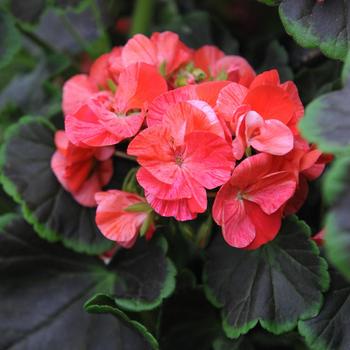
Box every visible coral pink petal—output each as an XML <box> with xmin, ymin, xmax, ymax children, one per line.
<box><xmin>245</xmin><ymin>202</ymin><xmax>282</xmax><ymax>249</ymax></box>
<box><xmin>212</xmin><ymin>181</ymin><xmax>235</xmax><ymax>226</ymax></box>
<box><xmin>247</xmin><ymin>171</ymin><xmax>296</xmax><ymax>215</ymax></box>
<box><xmin>144</xmin><ymin>192</ymin><xmax>198</xmax><ymax>221</ymax></box>
<box><xmin>249</xmin><ymin>69</ymin><xmax>280</xmax><ymax>89</ymax></box>
<box><xmin>136</xmin><ymin>168</ymin><xmax>192</xmax><ymax>200</ymax></box>
<box><xmin>193</xmin><ymin>45</ymin><xmax>224</xmax><ymax>76</ymax></box>
<box><xmin>95</xmin><ymin>190</ymin><xmax>146</xmax><ymax>247</ymax></box>
<box><xmin>214</xmin><ymin>56</ymin><xmax>256</xmax><ymax>86</ymax></box>
<box><xmin>151</xmin><ymin>31</ymin><xmax>191</xmax><ymax>75</ymax></box>
<box><xmin>116</xmin><ymin>62</ymin><xmax>168</xmax><ymax>112</ymax></box>
<box><xmin>284</xmin><ymin>175</ymin><xmax>309</xmax><ymax>215</ymax></box>
<box><xmin>222</xmin><ymin>199</ymin><xmax>256</xmax><ymax>248</ymax></box>
<box><xmin>51</xmin><ymin>151</ymin><xmax>70</xmax><ymax>191</ymax></box>
<box><xmin>122</xmin><ymin>34</ymin><xmax>157</xmax><ymax>67</ymax></box>
<box><xmin>62</xmin><ymin>74</ymin><xmax>98</xmax><ymax>116</ymax></box>
<box><xmin>244</xmin><ymin>85</ymin><xmax>296</xmax><ymax>125</ymax></box>
<box><xmin>184</xmin><ymin>131</ymin><xmax>234</xmax><ymax>189</ymax></box>
<box><xmin>94</xmin><ymin>146</ymin><xmax>115</xmax><ymax>161</ymax></box>
<box><xmin>246</xmin><ymin>114</ymin><xmax>294</xmax><ymax>156</ymax></box>
<box><xmin>89</xmin><ymin>53</ymin><xmax>113</xmax><ymax>89</ymax></box>
<box><xmin>65</xmin><ymin>105</ymin><xmax>121</xmax><ymax>147</ymax></box>
<box><xmin>215</xmin><ymin>82</ymin><xmax>248</xmax><ymax>122</ymax></box>
<box><xmin>232</xmin><ymin>114</ymin><xmax>247</xmax><ymax>160</ymax></box>
<box><xmin>128</xmin><ymin>125</ymin><xmax>180</xmax><ymax>184</ymax></box>
<box><xmin>54</xmin><ymin>130</ymin><xmax>69</xmax><ymax>155</ymax></box>
<box><xmin>147</xmin><ymin>85</ymin><xmax>196</xmax><ymax>126</ymax></box>
<box><xmin>195</xmin><ymin>81</ymin><xmax>231</xmax><ymax>107</ymax></box>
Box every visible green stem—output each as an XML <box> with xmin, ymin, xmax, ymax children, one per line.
<box><xmin>114</xmin><ymin>150</ymin><xmax>137</xmax><ymax>162</ymax></box>
<box><xmin>58</xmin><ymin>10</ymin><xmax>90</xmax><ymax>54</ymax></box>
<box><xmin>129</xmin><ymin>0</ymin><xmax>155</xmax><ymax>36</ymax></box>
<box><xmin>90</xmin><ymin>0</ymin><xmax>111</xmax><ymax>51</ymax></box>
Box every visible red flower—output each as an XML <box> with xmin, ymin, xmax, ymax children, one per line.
<box><xmin>128</xmin><ymin>101</ymin><xmax>234</xmax><ymax>220</ymax></box>
<box><xmin>65</xmin><ymin>62</ymin><xmax>168</xmax><ymax>147</ymax></box>
<box><xmin>213</xmin><ymin>153</ymin><xmax>296</xmax><ymax>249</ymax></box>
<box><xmin>122</xmin><ymin>31</ymin><xmax>192</xmax><ymax>76</ymax></box>
<box><xmin>51</xmin><ymin>131</ymin><xmax>114</xmax><ymax>207</ymax></box>
<box><xmin>95</xmin><ymin>190</ymin><xmax>155</xmax><ymax>248</ymax></box>
<box><xmin>193</xmin><ymin>45</ymin><xmax>255</xmax><ymax>86</ymax></box>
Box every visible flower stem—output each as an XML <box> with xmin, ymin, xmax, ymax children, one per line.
<box><xmin>114</xmin><ymin>150</ymin><xmax>137</xmax><ymax>162</ymax></box>
<box><xmin>129</xmin><ymin>0</ymin><xmax>155</xmax><ymax>36</ymax></box>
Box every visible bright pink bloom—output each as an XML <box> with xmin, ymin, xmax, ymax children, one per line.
<box><xmin>193</xmin><ymin>45</ymin><xmax>255</xmax><ymax>86</ymax></box>
<box><xmin>95</xmin><ymin>190</ymin><xmax>155</xmax><ymax>248</ymax></box>
<box><xmin>216</xmin><ymin>70</ymin><xmax>304</xmax><ymax>134</ymax></box>
<box><xmin>65</xmin><ymin>62</ymin><xmax>168</xmax><ymax>147</ymax></box>
<box><xmin>51</xmin><ymin>131</ymin><xmax>114</xmax><ymax>207</ymax></box>
<box><xmin>232</xmin><ymin>110</ymin><xmax>294</xmax><ymax>159</ymax></box>
<box><xmin>312</xmin><ymin>229</ymin><xmax>325</xmax><ymax>247</ymax></box>
<box><xmin>213</xmin><ymin>153</ymin><xmax>296</xmax><ymax>249</ymax></box>
<box><xmin>128</xmin><ymin>101</ymin><xmax>234</xmax><ymax>220</ymax></box>
<box><xmin>63</xmin><ymin>48</ymin><xmax>122</xmax><ymax>116</ymax></box>
<box><xmin>122</xmin><ymin>31</ymin><xmax>192</xmax><ymax>76</ymax></box>
<box><xmin>147</xmin><ymin>81</ymin><xmax>231</xmax><ymax>126</ymax></box>
<box><xmin>283</xmin><ymin>138</ymin><xmax>332</xmax><ymax>215</ymax></box>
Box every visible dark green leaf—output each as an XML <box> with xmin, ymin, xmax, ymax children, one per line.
<box><xmin>294</xmin><ymin>59</ymin><xmax>342</xmax><ymax>105</ymax></box>
<box><xmin>85</xmin><ymin>294</ymin><xmax>159</xmax><ymax>349</ymax></box>
<box><xmin>299</xmin><ymin>269</ymin><xmax>350</xmax><ymax>350</ymax></box>
<box><xmin>9</xmin><ymin>0</ymin><xmax>47</xmax><ymax>23</ymax></box>
<box><xmin>258</xmin><ymin>0</ymin><xmax>281</xmax><ymax>5</ymax></box>
<box><xmin>277</xmin><ymin>0</ymin><xmax>349</xmax><ymax>61</ymax></box>
<box><xmin>258</xmin><ymin>40</ymin><xmax>293</xmax><ymax>82</ymax></box>
<box><xmin>0</xmin><ymin>10</ymin><xmax>22</xmax><ymax>69</ymax></box>
<box><xmin>159</xmin><ymin>278</ymin><xmax>246</xmax><ymax>350</ymax></box>
<box><xmin>299</xmin><ymin>78</ymin><xmax>350</xmax><ymax>155</ymax></box>
<box><xmin>203</xmin><ymin>216</ymin><xmax>329</xmax><ymax>338</ymax></box>
<box><xmin>323</xmin><ymin>156</ymin><xmax>350</xmax><ymax>281</ymax></box>
<box><xmin>0</xmin><ymin>214</ymin><xmax>175</xmax><ymax>349</ymax></box>
<box><xmin>0</xmin><ymin>116</ymin><xmax>112</xmax><ymax>254</ymax></box>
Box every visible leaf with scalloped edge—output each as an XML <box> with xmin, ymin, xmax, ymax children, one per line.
<box><xmin>0</xmin><ymin>116</ymin><xmax>112</xmax><ymax>255</ymax></box>
<box><xmin>203</xmin><ymin>216</ymin><xmax>329</xmax><ymax>339</ymax></box>
<box><xmin>0</xmin><ymin>214</ymin><xmax>175</xmax><ymax>350</ymax></box>
<box><xmin>298</xmin><ymin>269</ymin><xmax>350</xmax><ymax>350</ymax></box>
<box><xmin>259</xmin><ymin>0</ymin><xmax>349</xmax><ymax>61</ymax></box>
<box><xmin>299</xmin><ymin>77</ymin><xmax>350</xmax><ymax>155</ymax></box>
<box><xmin>323</xmin><ymin>156</ymin><xmax>350</xmax><ymax>281</ymax></box>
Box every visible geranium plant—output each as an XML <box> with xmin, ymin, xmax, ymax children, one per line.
<box><xmin>0</xmin><ymin>0</ymin><xmax>349</xmax><ymax>349</ymax></box>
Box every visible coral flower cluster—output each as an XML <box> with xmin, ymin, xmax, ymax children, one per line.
<box><xmin>52</xmin><ymin>31</ymin><xmax>329</xmax><ymax>249</ymax></box>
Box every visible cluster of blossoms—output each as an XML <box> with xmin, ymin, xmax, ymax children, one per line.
<box><xmin>52</xmin><ymin>31</ymin><xmax>329</xmax><ymax>250</ymax></box>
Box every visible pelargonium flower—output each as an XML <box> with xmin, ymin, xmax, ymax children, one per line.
<box><xmin>283</xmin><ymin>138</ymin><xmax>332</xmax><ymax>215</ymax></box>
<box><xmin>65</xmin><ymin>62</ymin><xmax>168</xmax><ymax>147</ymax></box>
<box><xmin>146</xmin><ymin>80</ymin><xmax>231</xmax><ymax>126</ymax></box>
<box><xmin>95</xmin><ymin>190</ymin><xmax>155</xmax><ymax>248</ymax></box>
<box><xmin>216</xmin><ymin>69</ymin><xmax>304</xmax><ymax>133</ymax></box>
<box><xmin>63</xmin><ymin>47</ymin><xmax>122</xmax><ymax>116</ymax></box>
<box><xmin>193</xmin><ymin>45</ymin><xmax>256</xmax><ymax>86</ymax></box>
<box><xmin>215</xmin><ymin>70</ymin><xmax>303</xmax><ymax>158</ymax></box>
<box><xmin>213</xmin><ymin>153</ymin><xmax>296</xmax><ymax>249</ymax></box>
<box><xmin>51</xmin><ymin>131</ymin><xmax>114</xmax><ymax>207</ymax></box>
<box><xmin>122</xmin><ymin>31</ymin><xmax>192</xmax><ymax>76</ymax></box>
<box><xmin>128</xmin><ymin>101</ymin><xmax>235</xmax><ymax>220</ymax></box>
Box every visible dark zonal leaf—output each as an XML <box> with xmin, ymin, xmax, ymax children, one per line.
<box><xmin>299</xmin><ymin>78</ymin><xmax>350</xmax><ymax>155</ymax></box>
<box><xmin>10</xmin><ymin>0</ymin><xmax>46</xmax><ymax>23</ymax></box>
<box><xmin>85</xmin><ymin>294</ymin><xmax>159</xmax><ymax>349</ymax></box>
<box><xmin>323</xmin><ymin>157</ymin><xmax>350</xmax><ymax>281</ymax></box>
<box><xmin>0</xmin><ymin>215</ymin><xmax>157</xmax><ymax>349</ymax></box>
<box><xmin>203</xmin><ymin>216</ymin><xmax>329</xmax><ymax>338</ymax></box>
<box><xmin>0</xmin><ymin>116</ymin><xmax>112</xmax><ymax>254</ymax></box>
<box><xmin>280</xmin><ymin>0</ymin><xmax>350</xmax><ymax>61</ymax></box>
<box><xmin>299</xmin><ymin>269</ymin><xmax>350</xmax><ymax>350</ymax></box>
<box><xmin>0</xmin><ymin>10</ymin><xmax>22</xmax><ymax>69</ymax></box>
<box><xmin>0</xmin><ymin>214</ymin><xmax>174</xmax><ymax>349</ymax></box>
<box><xmin>260</xmin><ymin>0</ymin><xmax>349</xmax><ymax>61</ymax></box>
